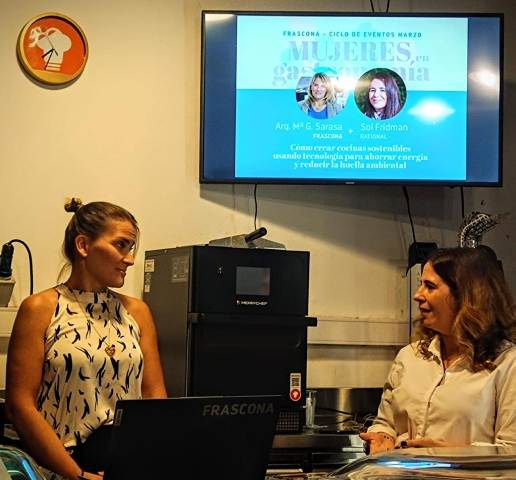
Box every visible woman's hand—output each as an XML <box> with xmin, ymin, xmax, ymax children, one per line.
<box><xmin>359</xmin><ymin>432</ymin><xmax>395</xmax><ymax>454</ymax></box>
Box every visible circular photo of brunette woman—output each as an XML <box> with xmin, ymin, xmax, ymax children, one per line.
<box><xmin>354</xmin><ymin>68</ymin><xmax>407</xmax><ymax>120</ymax></box>
<box><xmin>296</xmin><ymin>72</ymin><xmax>348</xmax><ymax>120</ymax></box>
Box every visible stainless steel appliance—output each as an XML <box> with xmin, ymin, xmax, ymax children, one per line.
<box><xmin>314</xmin><ymin>388</ymin><xmax>382</xmax><ymax>433</ymax></box>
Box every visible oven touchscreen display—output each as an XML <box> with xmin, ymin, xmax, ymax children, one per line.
<box><xmin>236</xmin><ymin>266</ymin><xmax>271</xmax><ymax>296</ymax></box>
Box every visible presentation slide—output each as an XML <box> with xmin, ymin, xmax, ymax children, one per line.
<box><xmin>234</xmin><ymin>16</ymin><xmax>468</xmax><ymax>181</ymax></box>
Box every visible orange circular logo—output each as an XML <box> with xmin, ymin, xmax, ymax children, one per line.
<box><xmin>17</xmin><ymin>13</ymin><xmax>88</xmax><ymax>85</ymax></box>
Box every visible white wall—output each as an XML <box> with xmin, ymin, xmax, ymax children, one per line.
<box><xmin>1</xmin><ymin>0</ymin><xmax>515</xmax><ymax>388</ymax></box>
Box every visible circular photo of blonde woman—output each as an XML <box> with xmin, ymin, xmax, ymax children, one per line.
<box><xmin>296</xmin><ymin>72</ymin><xmax>348</xmax><ymax>120</ymax></box>
<box><xmin>354</xmin><ymin>68</ymin><xmax>407</xmax><ymax>120</ymax></box>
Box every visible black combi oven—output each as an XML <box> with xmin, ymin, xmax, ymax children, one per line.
<box><xmin>143</xmin><ymin>245</ymin><xmax>316</xmax><ymax>432</ymax></box>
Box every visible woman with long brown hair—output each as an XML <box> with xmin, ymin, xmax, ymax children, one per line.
<box><xmin>364</xmin><ymin>72</ymin><xmax>402</xmax><ymax>120</ymax></box>
<box><xmin>361</xmin><ymin>247</ymin><xmax>516</xmax><ymax>454</ymax></box>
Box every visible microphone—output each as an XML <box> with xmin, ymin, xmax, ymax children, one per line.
<box><xmin>244</xmin><ymin>227</ymin><xmax>267</xmax><ymax>244</ymax></box>
<box><xmin>0</xmin><ymin>243</ymin><xmax>14</xmax><ymax>278</ymax></box>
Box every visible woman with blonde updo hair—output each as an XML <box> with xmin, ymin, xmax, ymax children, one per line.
<box><xmin>6</xmin><ymin>198</ymin><xmax>167</xmax><ymax>480</ymax></box>
<box><xmin>361</xmin><ymin>247</ymin><xmax>516</xmax><ymax>454</ymax></box>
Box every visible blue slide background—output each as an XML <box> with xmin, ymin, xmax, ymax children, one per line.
<box><xmin>235</xmin><ymin>90</ymin><xmax>467</xmax><ymax>180</ymax></box>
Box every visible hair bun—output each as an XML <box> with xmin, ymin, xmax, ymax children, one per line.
<box><xmin>64</xmin><ymin>197</ymin><xmax>83</xmax><ymax>213</ymax></box>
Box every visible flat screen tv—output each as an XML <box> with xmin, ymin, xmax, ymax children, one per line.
<box><xmin>201</xmin><ymin>11</ymin><xmax>503</xmax><ymax>186</ymax></box>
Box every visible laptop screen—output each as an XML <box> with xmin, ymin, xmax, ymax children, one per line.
<box><xmin>105</xmin><ymin>395</ymin><xmax>281</xmax><ymax>480</ymax></box>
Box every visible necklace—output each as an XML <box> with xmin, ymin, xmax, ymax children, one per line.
<box><xmin>70</xmin><ymin>289</ymin><xmax>116</xmax><ymax>357</ymax></box>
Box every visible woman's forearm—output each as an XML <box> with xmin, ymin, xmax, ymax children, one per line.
<box><xmin>9</xmin><ymin>402</ymin><xmax>83</xmax><ymax>479</ymax></box>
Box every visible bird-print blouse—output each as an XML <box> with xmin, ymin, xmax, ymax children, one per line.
<box><xmin>37</xmin><ymin>284</ymin><xmax>144</xmax><ymax>449</ymax></box>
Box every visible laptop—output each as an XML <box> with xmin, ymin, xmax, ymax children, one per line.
<box><xmin>104</xmin><ymin>395</ymin><xmax>281</xmax><ymax>480</ymax></box>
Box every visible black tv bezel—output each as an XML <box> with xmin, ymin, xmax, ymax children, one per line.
<box><xmin>200</xmin><ymin>10</ymin><xmax>504</xmax><ymax>187</ymax></box>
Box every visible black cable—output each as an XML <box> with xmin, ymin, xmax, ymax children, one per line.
<box><xmin>9</xmin><ymin>239</ymin><xmax>34</xmax><ymax>295</ymax></box>
<box><xmin>316</xmin><ymin>406</ymin><xmax>353</xmax><ymax>416</ymax></box>
<box><xmin>370</xmin><ymin>0</ymin><xmax>390</xmax><ymax>12</ymax></box>
<box><xmin>402</xmin><ymin>186</ymin><xmax>417</xmax><ymax>244</ymax></box>
<box><xmin>460</xmin><ymin>186</ymin><xmax>465</xmax><ymax>219</ymax></box>
<box><xmin>253</xmin><ymin>184</ymin><xmax>258</xmax><ymax>230</ymax></box>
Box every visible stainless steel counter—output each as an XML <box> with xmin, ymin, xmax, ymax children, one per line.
<box><xmin>273</xmin><ymin>432</ymin><xmax>363</xmax><ymax>450</ymax></box>
<box><xmin>270</xmin><ymin>432</ymin><xmax>365</xmax><ymax>472</ymax></box>
<box><xmin>268</xmin><ymin>387</ymin><xmax>380</xmax><ymax>473</ymax></box>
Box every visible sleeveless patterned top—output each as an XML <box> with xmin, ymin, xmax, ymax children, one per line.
<box><xmin>37</xmin><ymin>284</ymin><xmax>144</xmax><ymax>449</ymax></box>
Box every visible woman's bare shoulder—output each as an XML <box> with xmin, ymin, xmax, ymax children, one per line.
<box><xmin>15</xmin><ymin>288</ymin><xmax>59</xmax><ymax>326</ymax></box>
<box><xmin>20</xmin><ymin>287</ymin><xmax>58</xmax><ymax>308</ymax></box>
<box><xmin>115</xmin><ymin>292</ymin><xmax>148</xmax><ymax>313</ymax></box>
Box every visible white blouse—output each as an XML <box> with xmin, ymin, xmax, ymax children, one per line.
<box><xmin>369</xmin><ymin>336</ymin><xmax>516</xmax><ymax>446</ymax></box>
<box><xmin>37</xmin><ymin>284</ymin><xmax>144</xmax><ymax>448</ymax></box>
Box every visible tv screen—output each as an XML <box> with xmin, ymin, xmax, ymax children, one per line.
<box><xmin>201</xmin><ymin>12</ymin><xmax>503</xmax><ymax>186</ymax></box>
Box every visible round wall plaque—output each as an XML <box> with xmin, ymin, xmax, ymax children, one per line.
<box><xmin>17</xmin><ymin>12</ymin><xmax>88</xmax><ymax>85</ymax></box>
